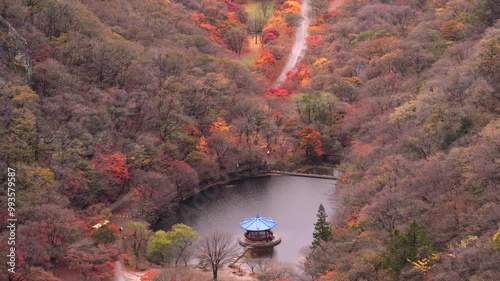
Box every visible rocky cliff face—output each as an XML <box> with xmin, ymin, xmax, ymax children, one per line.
<box><xmin>0</xmin><ymin>15</ymin><xmax>32</xmax><ymax>78</ymax></box>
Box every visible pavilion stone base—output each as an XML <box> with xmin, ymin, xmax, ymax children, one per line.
<box><xmin>239</xmin><ymin>235</ymin><xmax>282</xmax><ymax>248</ymax></box>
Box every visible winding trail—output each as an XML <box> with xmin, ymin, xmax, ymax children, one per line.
<box><xmin>273</xmin><ymin>0</ymin><xmax>311</xmax><ymax>87</ymax></box>
<box><xmin>114</xmin><ymin>261</ymin><xmax>126</xmax><ymax>281</ymax></box>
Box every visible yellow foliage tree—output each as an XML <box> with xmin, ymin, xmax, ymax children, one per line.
<box><xmin>313</xmin><ymin>57</ymin><xmax>329</xmax><ymax>68</ymax></box>
<box><xmin>493</xmin><ymin>230</ymin><xmax>500</xmax><ymax>249</ymax></box>
<box><xmin>210</xmin><ymin>118</ymin><xmax>231</xmax><ymax>135</ymax></box>
<box><xmin>282</xmin><ymin>1</ymin><xmax>301</xmax><ymax>13</ymax></box>
<box><xmin>389</xmin><ymin>100</ymin><xmax>417</xmax><ymax>124</ymax></box>
<box><xmin>195</xmin><ymin>136</ymin><xmax>209</xmax><ymax>156</ymax></box>
<box><xmin>266</xmin><ymin>15</ymin><xmax>286</xmax><ymax>29</ymax></box>
<box><xmin>35</xmin><ymin>167</ymin><xmax>57</xmax><ymax>185</ymax></box>
<box><xmin>4</xmin><ymin>86</ymin><xmax>39</xmax><ymax>163</ymax></box>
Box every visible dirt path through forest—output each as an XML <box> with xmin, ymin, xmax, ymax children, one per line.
<box><xmin>273</xmin><ymin>0</ymin><xmax>311</xmax><ymax>86</ymax></box>
<box><xmin>273</xmin><ymin>0</ymin><xmax>343</xmax><ymax>87</ymax></box>
<box><xmin>114</xmin><ymin>261</ymin><xmax>127</xmax><ymax>281</ymax></box>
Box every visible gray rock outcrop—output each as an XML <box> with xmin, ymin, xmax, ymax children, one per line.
<box><xmin>0</xmin><ymin>15</ymin><xmax>32</xmax><ymax>78</ymax></box>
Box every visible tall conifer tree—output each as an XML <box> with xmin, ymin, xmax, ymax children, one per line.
<box><xmin>312</xmin><ymin>203</ymin><xmax>332</xmax><ymax>247</ymax></box>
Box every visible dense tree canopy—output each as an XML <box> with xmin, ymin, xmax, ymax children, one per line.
<box><xmin>299</xmin><ymin>0</ymin><xmax>499</xmax><ymax>279</ymax></box>
<box><xmin>0</xmin><ymin>0</ymin><xmax>498</xmax><ymax>279</ymax></box>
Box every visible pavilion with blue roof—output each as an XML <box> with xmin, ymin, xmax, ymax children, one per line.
<box><xmin>239</xmin><ymin>213</ymin><xmax>281</xmax><ymax>248</ymax></box>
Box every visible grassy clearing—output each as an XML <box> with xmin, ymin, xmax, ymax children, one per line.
<box><xmin>244</xmin><ymin>1</ymin><xmax>260</xmax><ymax>15</ymax></box>
<box><xmin>241</xmin><ymin>40</ymin><xmax>261</xmax><ymax>66</ymax></box>
<box><xmin>241</xmin><ymin>53</ymin><xmax>258</xmax><ymax>66</ymax></box>
<box><xmin>244</xmin><ymin>0</ymin><xmax>274</xmax><ymax>18</ymax></box>
<box><xmin>241</xmin><ymin>0</ymin><xmax>273</xmax><ymax>65</ymax></box>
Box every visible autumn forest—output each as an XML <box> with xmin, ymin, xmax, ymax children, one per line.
<box><xmin>0</xmin><ymin>0</ymin><xmax>498</xmax><ymax>280</ymax></box>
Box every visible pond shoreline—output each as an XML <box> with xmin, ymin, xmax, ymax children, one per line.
<box><xmin>186</xmin><ymin>166</ymin><xmax>337</xmax><ymax>200</ymax></box>
<box><xmin>110</xmin><ymin>165</ymin><xmax>337</xmax><ymax>218</ymax></box>
<box><xmin>149</xmin><ymin>165</ymin><xmax>337</xmax><ymax>233</ymax></box>
<box><xmin>268</xmin><ymin>170</ymin><xmax>337</xmax><ymax>180</ymax></box>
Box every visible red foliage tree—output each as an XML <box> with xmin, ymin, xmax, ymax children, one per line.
<box><xmin>130</xmin><ymin>171</ymin><xmax>176</xmax><ymax>223</ymax></box>
<box><xmin>140</xmin><ymin>269</ymin><xmax>160</xmax><ymax>281</ymax></box>
<box><xmin>284</xmin><ymin>63</ymin><xmax>311</xmax><ymax>91</ymax></box>
<box><xmin>262</xmin><ymin>27</ymin><xmax>281</xmax><ymax>44</ymax></box>
<box><xmin>296</xmin><ymin>126</ymin><xmax>323</xmax><ymax>157</ymax></box>
<box><xmin>199</xmin><ymin>22</ymin><xmax>223</xmax><ymax>44</ymax></box>
<box><xmin>322</xmin><ymin>9</ymin><xmax>343</xmax><ymax>23</ymax></box>
<box><xmin>67</xmin><ymin>240</ymin><xmax>118</xmax><ymax>281</ymax></box>
<box><xmin>226</xmin><ymin>0</ymin><xmax>242</xmax><ymax>11</ymax></box>
<box><xmin>8</xmin><ymin>204</ymin><xmax>85</xmax><ymax>277</ymax></box>
<box><xmin>306</xmin><ymin>35</ymin><xmax>322</xmax><ymax>49</ymax></box>
<box><xmin>265</xmin><ymin>86</ymin><xmax>291</xmax><ymax>100</ymax></box>
<box><xmin>91</xmin><ymin>146</ymin><xmax>130</xmax><ymax>196</ymax></box>
<box><xmin>192</xmin><ymin>13</ymin><xmax>206</xmax><ymax>24</ymax></box>
<box><xmin>263</xmin><ymin>32</ymin><xmax>278</xmax><ymax>43</ymax></box>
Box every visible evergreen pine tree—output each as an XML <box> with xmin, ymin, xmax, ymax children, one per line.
<box><xmin>383</xmin><ymin>220</ymin><xmax>433</xmax><ymax>278</ymax></box>
<box><xmin>312</xmin><ymin>203</ymin><xmax>332</xmax><ymax>247</ymax></box>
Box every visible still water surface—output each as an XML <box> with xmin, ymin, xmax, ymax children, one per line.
<box><xmin>171</xmin><ymin>175</ymin><xmax>335</xmax><ymax>264</ymax></box>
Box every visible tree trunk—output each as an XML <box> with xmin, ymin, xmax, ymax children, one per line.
<box><xmin>174</xmin><ymin>246</ymin><xmax>186</xmax><ymax>266</ymax></box>
<box><xmin>212</xmin><ymin>266</ymin><xmax>218</xmax><ymax>280</ymax></box>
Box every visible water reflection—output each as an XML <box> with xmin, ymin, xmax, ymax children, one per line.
<box><xmin>247</xmin><ymin>247</ymin><xmax>275</xmax><ymax>260</ymax></box>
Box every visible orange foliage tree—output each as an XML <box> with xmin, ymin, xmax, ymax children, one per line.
<box><xmin>207</xmin><ymin>118</ymin><xmax>238</xmax><ymax>172</ymax></box>
<box><xmin>284</xmin><ymin>63</ymin><xmax>310</xmax><ymax>91</ymax></box>
<box><xmin>296</xmin><ymin>126</ymin><xmax>323</xmax><ymax>157</ymax></box>
<box><xmin>356</xmin><ymin>37</ymin><xmax>400</xmax><ymax>60</ymax></box>
<box><xmin>282</xmin><ymin>1</ymin><xmax>301</xmax><ymax>13</ymax></box>
<box><xmin>440</xmin><ymin>20</ymin><xmax>464</xmax><ymax>41</ymax></box>
<box><xmin>140</xmin><ymin>269</ymin><xmax>160</xmax><ymax>281</ymax></box>
<box><xmin>91</xmin><ymin>147</ymin><xmax>130</xmax><ymax>183</ymax></box>
<box><xmin>210</xmin><ymin>118</ymin><xmax>231</xmax><ymax>136</ymax></box>
<box><xmin>255</xmin><ymin>50</ymin><xmax>278</xmax><ymax>78</ymax></box>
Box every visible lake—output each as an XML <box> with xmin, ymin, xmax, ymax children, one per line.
<box><xmin>159</xmin><ymin>175</ymin><xmax>335</xmax><ymax>264</ymax></box>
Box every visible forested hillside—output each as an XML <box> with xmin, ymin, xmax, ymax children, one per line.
<box><xmin>301</xmin><ymin>0</ymin><xmax>500</xmax><ymax>280</ymax></box>
<box><xmin>0</xmin><ymin>0</ymin><xmax>346</xmax><ymax>279</ymax></box>
<box><xmin>0</xmin><ymin>0</ymin><xmax>286</xmax><ymax>279</ymax></box>
<box><xmin>0</xmin><ymin>0</ymin><xmax>498</xmax><ymax>280</ymax></box>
